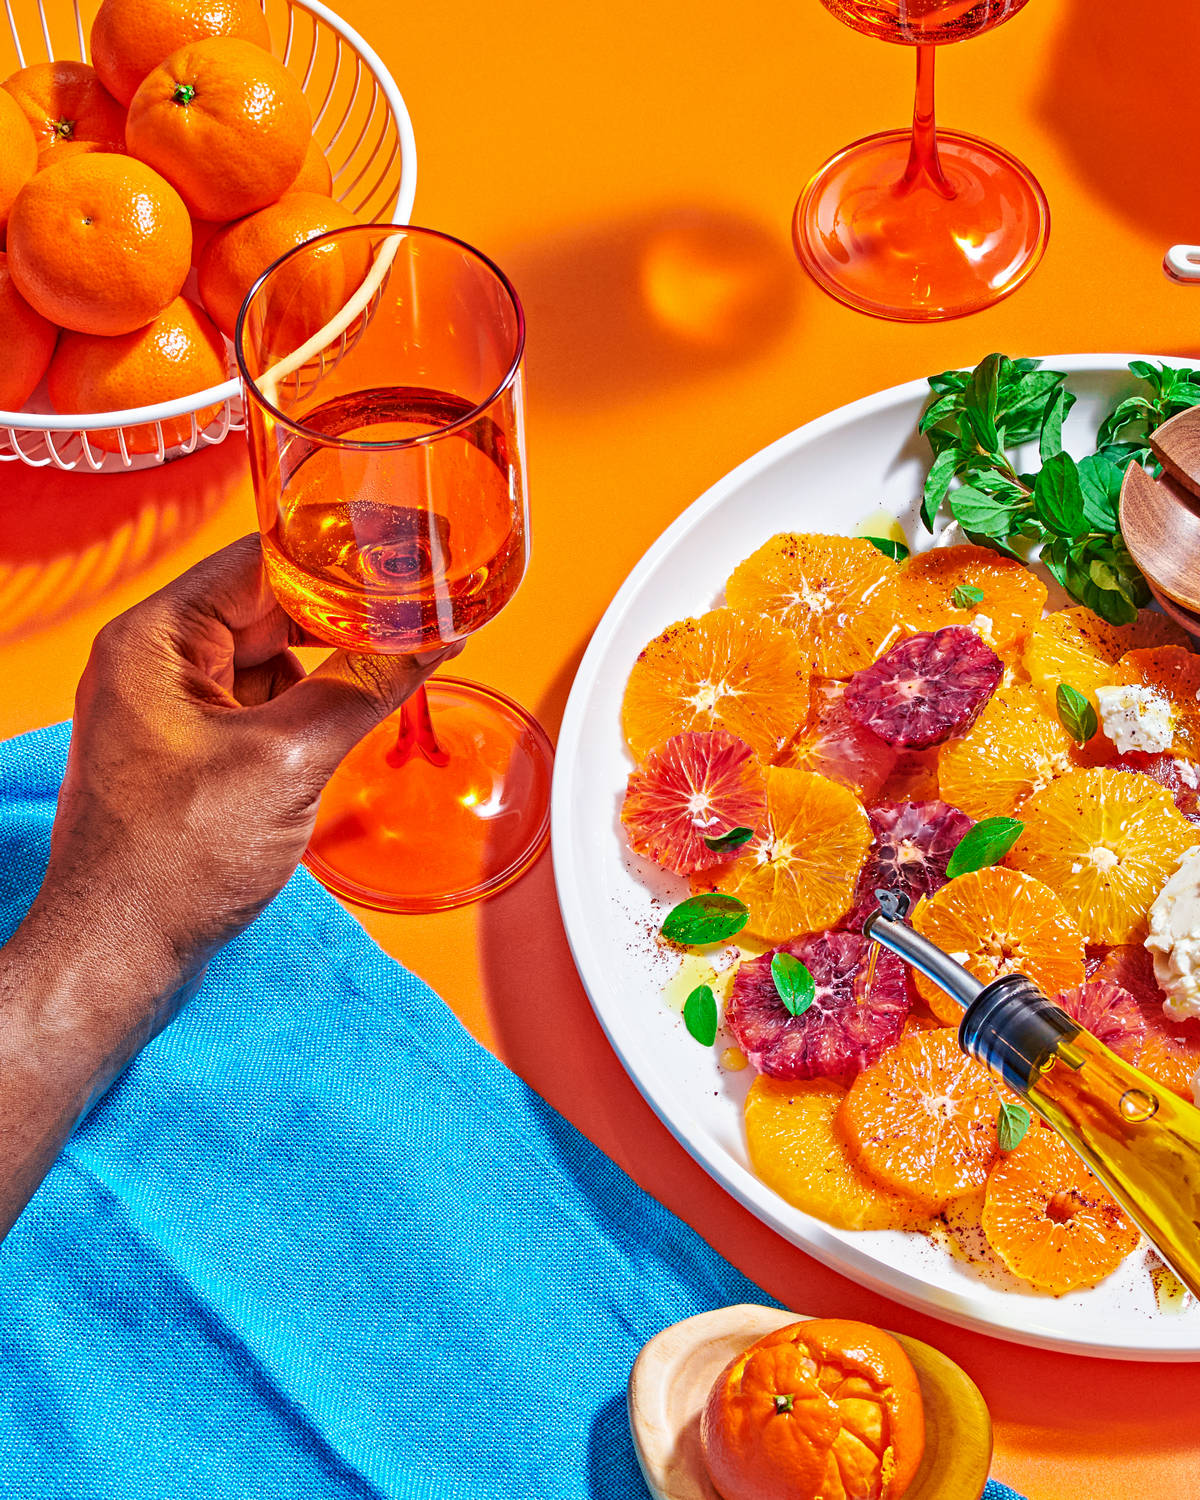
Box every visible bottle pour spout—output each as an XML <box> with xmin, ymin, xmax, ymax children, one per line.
<box><xmin>862</xmin><ymin>889</ymin><xmax>984</xmax><ymax>1011</ymax></box>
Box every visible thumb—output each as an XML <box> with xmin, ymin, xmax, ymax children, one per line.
<box><xmin>264</xmin><ymin>641</ymin><xmax>463</xmax><ymax>776</ymax></box>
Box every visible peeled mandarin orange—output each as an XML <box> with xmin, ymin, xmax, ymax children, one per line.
<box><xmin>892</xmin><ymin>543</ymin><xmax>1047</xmax><ymax>658</ymax></box>
<box><xmin>909</xmin><ymin>867</ymin><xmax>1085</xmax><ymax>1026</ymax></box>
<box><xmin>197</xmin><ymin>190</ymin><xmax>361</xmax><ymax>338</ymax></box>
<box><xmin>698</xmin><ymin>768</ymin><xmax>871</xmax><ymax>942</ymax></box>
<box><xmin>0</xmin><ymin>88</ymin><xmax>36</xmax><ymax>240</ymax></box>
<box><xmin>744</xmin><ymin>1076</ymin><xmax>929</xmax><ymax>1232</ymax></box>
<box><xmin>725</xmin><ymin>534</ymin><xmax>900</xmax><ymax>678</ymax></box>
<box><xmin>1005</xmin><ymin>767</ymin><xmax>1196</xmax><ymax>944</ymax></box>
<box><xmin>937</xmin><ymin>681</ymin><xmax>1077</xmax><ymax>821</ymax></box>
<box><xmin>701</xmin><ymin>1318</ymin><xmax>925</xmax><ymax>1500</ymax></box>
<box><xmin>1110</xmin><ymin>646</ymin><xmax>1200</xmax><ymax>761</ymax></box>
<box><xmin>90</xmin><ymin>0</ymin><xmax>272</xmax><ymax>106</ymax></box>
<box><xmin>0</xmin><ymin>253</ymin><xmax>57</xmax><ymax>410</ymax></box>
<box><xmin>290</xmin><ymin>135</ymin><xmax>333</xmax><ymax>195</ymax></box>
<box><xmin>126</xmin><ymin>37</ymin><xmax>310</xmax><ymax>221</ymax></box>
<box><xmin>622</xmin><ymin>608</ymin><xmax>809</xmax><ymax>763</ymax></box>
<box><xmin>839</xmin><ymin>1028</ymin><xmax>1002</xmax><ymax>1213</ymax></box>
<box><xmin>47</xmin><ymin>296</ymin><xmax>226</xmax><ymax>453</ymax></box>
<box><xmin>981</xmin><ymin>1125</ymin><xmax>1140</xmax><ymax>1294</ymax></box>
<box><xmin>3</xmin><ymin>61</ymin><xmax>126</xmax><ymax>163</ymax></box>
<box><xmin>1024</xmin><ymin>606</ymin><xmax>1189</xmax><ymax>718</ymax></box>
<box><xmin>7</xmin><ymin>153</ymin><xmax>190</xmax><ymax>335</ymax></box>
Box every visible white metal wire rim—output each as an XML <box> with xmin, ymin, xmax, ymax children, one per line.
<box><xmin>0</xmin><ymin>0</ymin><xmax>416</xmax><ymax>447</ymax></box>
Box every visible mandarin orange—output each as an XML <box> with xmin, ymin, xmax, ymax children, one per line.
<box><xmin>701</xmin><ymin>1319</ymin><xmax>925</xmax><ymax>1500</ymax></box>
<box><xmin>126</xmin><ymin>37</ymin><xmax>310</xmax><ymax>220</ymax></box>
<box><xmin>47</xmin><ymin>296</ymin><xmax>226</xmax><ymax>453</ymax></box>
<box><xmin>0</xmin><ymin>88</ymin><xmax>36</xmax><ymax>241</ymax></box>
<box><xmin>2</xmin><ymin>60</ymin><xmax>125</xmax><ymax>161</ymax></box>
<box><xmin>0</xmin><ymin>253</ymin><xmax>57</xmax><ymax>410</ymax></box>
<box><xmin>1005</xmin><ymin>767</ymin><xmax>1195</xmax><ymax>944</ymax></box>
<box><xmin>290</xmin><ymin>134</ymin><xmax>333</xmax><ymax>195</ymax></box>
<box><xmin>1024</xmin><ymin>606</ymin><xmax>1189</xmax><ymax>719</ymax></box>
<box><xmin>197</xmin><ymin>190</ymin><xmax>360</xmax><ymax>338</ymax></box>
<box><xmin>839</xmin><ymin>1028</ymin><xmax>1001</xmax><ymax>1212</ymax></box>
<box><xmin>699</xmin><ymin>768</ymin><xmax>870</xmax><ymax>941</ymax></box>
<box><xmin>725</xmin><ymin>534</ymin><xmax>900</xmax><ymax>678</ymax></box>
<box><xmin>937</xmin><ymin>681</ymin><xmax>1077</xmax><ymax>821</ymax></box>
<box><xmin>910</xmin><ymin>866</ymin><xmax>1085</xmax><ymax>1026</ymax></box>
<box><xmin>7</xmin><ymin>153</ymin><xmax>190</xmax><ymax>335</ymax></box>
<box><xmin>744</xmin><ymin>1076</ymin><xmax>929</xmax><ymax>1232</ymax></box>
<box><xmin>892</xmin><ymin>542</ymin><xmax>1047</xmax><ymax>658</ymax></box>
<box><xmin>981</xmin><ymin>1125</ymin><xmax>1140</xmax><ymax>1294</ymax></box>
<box><xmin>622</xmin><ymin>608</ymin><xmax>809</xmax><ymax>763</ymax></box>
<box><xmin>90</xmin><ymin>0</ymin><xmax>272</xmax><ymax>106</ymax></box>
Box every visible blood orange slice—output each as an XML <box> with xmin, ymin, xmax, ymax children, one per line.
<box><xmin>622</xmin><ymin>607</ymin><xmax>809</xmax><ymax>763</ymax></box>
<box><xmin>782</xmin><ymin>677</ymin><xmax>897</xmax><ymax>803</ymax></box>
<box><xmin>724</xmin><ymin>534</ymin><xmax>900</xmax><ymax>678</ymax></box>
<box><xmin>725</xmin><ymin>930</ymin><xmax>910</xmax><ymax>1080</ymax></box>
<box><xmin>845</xmin><ymin>626</ymin><xmax>1002</xmax><ymax>749</ymax></box>
<box><xmin>699</xmin><ymin>768</ymin><xmax>872</xmax><ymax>941</ymax></box>
<box><xmin>1055</xmin><ymin>980</ymin><xmax>1145</xmax><ymax>1059</ymax></box>
<box><xmin>843</xmin><ymin>800</ymin><xmax>973</xmax><ymax>933</ymax></box>
<box><xmin>1093</xmin><ymin>945</ymin><xmax>1200</xmax><ymax>1099</ymax></box>
<box><xmin>621</xmin><ymin>731</ymin><xmax>766</xmax><ymax>876</ymax></box>
<box><xmin>1102</xmin><ymin>753</ymin><xmax>1200</xmax><ymax>825</ymax></box>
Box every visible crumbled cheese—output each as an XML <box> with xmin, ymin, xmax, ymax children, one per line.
<box><xmin>971</xmin><ymin>614</ymin><xmax>995</xmax><ymax>645</ymax></box>
<box><xmin>1146</xmin><ymin>846</ymin><xmax>1200</xmax><ymax>1021</ymax></box>
<box><xmin>1089</xmin><ymin>846</ymin><xmax>1119</xmax><ymax>871</ymax></box>
<box><xmin>1095</xmin><ymin>684</ymin><xmax>1175</xmax><ymax>754</ymax></box>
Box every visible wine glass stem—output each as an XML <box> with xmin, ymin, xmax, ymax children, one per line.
<box><xmin>900</xmin><ymin>45</ymin><xmax>955</xmax><ymax>199</ymax></box>
<box><xmin>389</xmin><ymin>684</ymin><xmax>450</xmax><ymax>769</ymax></box>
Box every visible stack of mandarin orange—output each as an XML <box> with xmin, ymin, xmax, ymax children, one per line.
<box><xmin>621</xmin><ymin>533</ymin><xmax>1200</xmax><ymax>1296</ymax></box>
<box><xmin>0</xmin><ymin>0</ymin><xmax>361</xmax><ymax>450</ymax></box>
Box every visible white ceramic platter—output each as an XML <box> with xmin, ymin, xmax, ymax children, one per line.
<box><xmin>552</xmin><ymin>353</ymin><xmax>1200</xmax><ymax>1360</ymax></box>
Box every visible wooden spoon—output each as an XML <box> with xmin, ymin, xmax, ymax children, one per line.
<box><xmin>1120</xmin><ymin>408</ymin><xmax>1200</xmax><ymax>625</ymax></box>
<box><xmin>628</xmin><ymin>1303</ymin><xmax>993</xmax><ymax>1500</ymax></box>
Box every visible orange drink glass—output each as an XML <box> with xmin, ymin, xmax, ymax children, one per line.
<box><xmin>236</xmin><ymin>224</ymin><xmax>552</xmax><ymax>912</ymax></box>
<box><xmin>795</xmin><ymin>0</ymin><xmax>1049</xmax><ymax>321</ymax></box>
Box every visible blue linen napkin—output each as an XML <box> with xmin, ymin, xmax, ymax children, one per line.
<box><xmin>0</xmin><ymin>721</ymin><xmax>1026</xmax><ymax>1500</ymax></box>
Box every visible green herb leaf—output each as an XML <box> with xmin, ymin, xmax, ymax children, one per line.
<box><xmin>951</xmin><ymin>584</ymin><xmax>985</xmax><ymax>609</ymax></box>
<box><xmin>702</xmin><ymin>825</ymin><xmax>755</xmax><ymax>853</ymax></box>
<box><xmin>683</xmin><ymin>984</ymin><xmax>718</xmax><ymax>1047</ymax></box>
<box><xmin>964</xmin><ymin>353</ymin><xmax>1002</xmax><ymax>452</ymax></box>
<box><xmin>864</xmin><ymin>535</ymin><xmax>909</xmax><ymax>561</ymax></box>
<box><xmin>1032</xmin><ymin>452</ymin><xmax>1086</xmax><ymax>537</ymax></box>
<box><xmin>661</xmin><ymin>894</ymin><xmax>749</xmax><ymax>946</ymax></box>
<box><xmin>948</xmin><ymin>485</ymin><xmax>1015</xmax><ymax>538</ymax></box>
<box><xmin>1039</xmin><ymin>385</ymin><xmax>1067</xmax><ymax>463</ymax></box>
<box><xmin>771</xmin><ymin>952</ymin><xmax>816</xmax><ymax>1018</ymax></box>
<box><xmin>1076</xmin><ymin>452</ymin><xmax>1122</xmax><ymax>530</ymax></box>
<box><xmin>1055</xmin><ymin>683</ymin><xmax>1098</xmax><ymax>745</ymax></box>
<box><xmin>945</xmin><ymin>817</ymin><xmax>1025</xmax><ymax>879</ymax></box>
<box><xmin>997</xmin><ymin>1099</ymin><xmax>1032</xmax><ymax>1152</ymax></box>
<box><xmin>921</xmin><ymin>446</ymin><xmax>966</xmax><ymax>530</ymax></box>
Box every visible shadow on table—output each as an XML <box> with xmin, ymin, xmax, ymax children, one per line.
<box><xmin>0</xmin><ymin>438</ymin><xmax>245</xmax><ymax>642</ymax></box>
<box><xmin>1038</xmin><ymin>0</ymin><xmax>1200</xmax><ymax>247</ymax></box>
<box><xmin>501</xmin><ymin>203</ymin><xmax>800</xmax><ymax>411</ymax></box>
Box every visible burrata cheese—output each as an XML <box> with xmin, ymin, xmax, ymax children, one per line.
<box><xmin>1146</xmin><ymin>845</ymin><xmax>1200</xmax><ymax>1021</ymax></box>
<box><xmin>1095</xmin><ymin>684</ymin><xmax>1175</xmax><ymax>754</ymax></box>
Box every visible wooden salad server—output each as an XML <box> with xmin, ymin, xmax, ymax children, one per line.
<box><xmin>1120</xmin><ymin>406</ymin><xmax>1200</xmax><ymax>632</ymax></box>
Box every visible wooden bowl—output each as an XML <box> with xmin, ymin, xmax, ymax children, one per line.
<box><xmin>628</xmin><ymin>1303</ymin><xmax>993</xmax><ymax>1500</ymax></box>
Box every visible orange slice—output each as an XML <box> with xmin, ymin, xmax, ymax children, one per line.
<box><xmin>892</xmin><ymin>543</ymin><xmax>1047</xmax><ymax>658</ymax></box>
<box><xmin>1092</xmin><ymin>944</ymin><xmax>1200</xmax><ymax>1100</ymax></box>
<box><xmin>725</xmin><ymin>534</ymin><xmax>900</xmax><ymax>678</ymax></box>
<box><xmin>937</xmin><ymin>681</ymin><xmax>1077</xmax><ymax>821</ymax></box>
<box><xmin>839</xmin><ymin>1028</ymin><xmax>1001</xmax><ymax>1213</ymax></box>
<box><xmin>1005</xmin><ymin>767</ymin><xmax>1196</xmax><ymax>943</ymax></box>
<box><xmin>1110</xmin><ymin>646</ymin><xmax>1200</xmax><ymax>760</ymax></box>
<box><xmin>743</xmin><ymin>1076</ymin><xmax>929</xmax><ymax>1231</ymax></box>
<box><xmin>1024</xmin><ymin>606</ymin><xmax>1189</xmax><ymax>718</ymax></box>
<box><xmin>981</xmin><ymin>1125</ymin><xmax>1140</xmax><ymax>1294</ymax></box>
<box><xmin>781</xmin><ymin>677</ymin><xmax>897</xmax><ymax>802</ymax></box>
<box><xmin>876</xmin><ymin>747</ymin><xmax>941</xmax><ymax>804</ymax></box>
<box><xmin>622</xmin><ymin>607</ymin><xmax>809</xmax><ymax>762</ymax></box>
<box><xmin>699</xmin><ymin>767</ymin><xmax>871</xmax><ymax>941</ymax></box>
<box><xmin>910</xmin><ymin>867</ymin><xmax>1085</xmax><ymax>1026</ymax></box>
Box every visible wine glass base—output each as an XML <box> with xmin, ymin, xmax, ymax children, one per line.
<box><xmin>304</xmin><ymin>677</ymin><xmax>554</xmax><ymax>913</ymax></box>
<box><xmin>793</xmin><ymin>128</ymin><xmax>1050</xmax><ymax>322</ymax></box>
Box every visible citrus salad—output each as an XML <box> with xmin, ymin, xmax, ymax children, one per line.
<box><xmin>619</xmin><ymin>530</ymin><xmax>1200</xmax><ymax>1298</ymax></box>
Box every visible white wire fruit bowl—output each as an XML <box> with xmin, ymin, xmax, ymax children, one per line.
<box><xmin>0</xmin><ymin>0</ymin><xmax>416</xmax><ymax>472</ymax></box>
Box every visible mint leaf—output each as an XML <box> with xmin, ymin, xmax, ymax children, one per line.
<box><xmin>1077</xmin><ymin>452</ymin><xmax>1122</xmax><ymax>530</ymax></box>
<box><xmin>946</xmin><ymin>817</ymin><xmax>1024</xmax><ymax>879</ymax></box>
<box><xmin>1055</xmin><ymin>683</ymin><xmax>1097</xmax><ymax>744</ymax></box>
<box><xmin>921</xmin><ymin>446</ymin><xmax>966</xmax><ymax>530</ymax></box>
<box><xmin>951</xmin><ymin>584</ymin><xmax>985</xmax><ymax>609</ymax></box>
<box><xmin>683</xmin><ymin>984</ymin><xmax>718</xmax><ymax>1046</ymax></box>
<box><xmin>702</xmin><ymin>825</ymin><xmax>754</xmax><ymax>853</ymax></box>
<box><xmin>662</xmin><ymin>894</ymin><xmax>749</xmax><ymax>945</ymax></box>
<box><xmin>864</xmin><ymin>535</ymin><xmax>909</xmax><ymax>561</ymax></box>
<box><xmin>1039</xmin><ymin>385</ymin><xmax>1067</xmax><ymax>462</ymax></box>
<box><xmin>964</xmin><ymin>353</ymin><xmax>1002</xmax><ymax>452</ymax></box>
<box><xmin>771</xmin><ymin>952</ymin><xmax>815</xmax><ymax>1018</ymax></box>
<box><xmin>997</xmin><ymin>1099</ymin><xmax>1032</xmax><ymax>1152</ymax></box>
<box><xmin>949</xmin><ymin>485</ymin><xmax>1015</xmax><ymax>538</ymax></box>
<box><xmin>1032</xmin><ymin>453</ymin><xmax>1086</xmax><ymax>537</ymax></box>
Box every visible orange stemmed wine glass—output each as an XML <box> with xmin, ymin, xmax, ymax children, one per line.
<box><xmin>794</xmin><ymin>0</ymin><xmax>1049</xmax><ymax>321</ymax></box>
<box><xmin>236</xmin><ymin>224</ymin><xmax>552</xmax><ymax>912</ymax></box>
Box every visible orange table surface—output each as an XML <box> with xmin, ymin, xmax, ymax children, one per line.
<box><xmin>5</xmin><ymin>0</ymin><xmax>1200</xmax><ymax>1493</ymax></box>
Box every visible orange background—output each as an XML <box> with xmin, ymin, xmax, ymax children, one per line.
<box><xmin>5</xmin><ymin>0</ymin><xmax>1200</xmax><ymax>1493</ymax></box>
